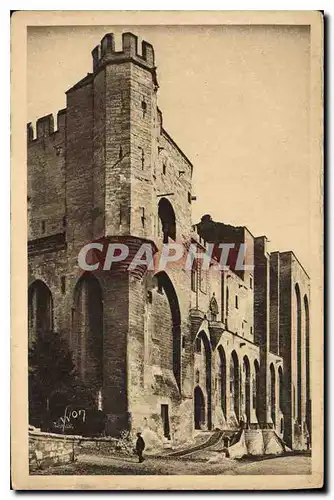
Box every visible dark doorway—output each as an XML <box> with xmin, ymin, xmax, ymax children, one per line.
<box><xmin>161</xmin><ymin>404</ymin><xmax>171</xmax><ymax>439</ymax></box>
<box><xmin>194</xmin><ymin>386</ymin><xmax>205</xmax><ymax>430</ymax></box>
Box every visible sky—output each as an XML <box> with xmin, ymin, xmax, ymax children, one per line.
<box><xmin>27</xmin><ymin>25</ymin><xmax>311</xmax><ymax>274</ymax></box>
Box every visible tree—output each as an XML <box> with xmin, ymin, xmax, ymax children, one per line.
<box><xmin>28</xmin><ymin>330</ymin><xmax>95</xmax><ymax>427</ymax></box>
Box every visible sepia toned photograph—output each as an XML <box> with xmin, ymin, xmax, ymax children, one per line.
<box><xmin>11</xmin><ymin>10</ymin><xmax>323</xmax><ymax>490</ymax></box>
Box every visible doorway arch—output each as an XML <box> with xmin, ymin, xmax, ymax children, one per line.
<box><xmin>194</xmin><ymin>386</ymin><xmax>205</xmax><ymax>430</ymax></box>
<box><xmin>195</xmin><ymin>331</ymin><xmax>212</xmax><ymax>429</ymax></box>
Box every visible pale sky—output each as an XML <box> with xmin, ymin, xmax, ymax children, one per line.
<box><xmin>27</xmin><ymin>25</ymin><xmax>311</xmax><ymax>274</ymax></box>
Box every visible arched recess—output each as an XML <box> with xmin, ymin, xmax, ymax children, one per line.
<box><xmin>154</xmin><ymin>271</ymin><xmax>181</xmax><ymax>390</ymax></box>
<box><xmin>253</xmin><ymin>359</ymin><xmax>260</xmax><ymax>421</ymax></box>
<box><xmin>270</xmin><ymin>363</ymin><xmax>276</xmax><ymax>426</ymax></box>
<box><xmin>158</xmin><ymin>197</ymin><xmax>176</xmax><ymax>243</ymax></box>
<box><xmin>278</xmin><ymin>366</ymin><xmax>284</xmax><ymax>435</ymax></box>
<box><xmin>72</xmin><ymin>273</ymin><xmax>103</xmax><ymax>393</ymax></box>
<box><xmin>195</xmin><ymin>330</ymin><xmax>212</xmax><ymax>430</ymax></box>
<box><xmin>278</xmin><ymin>366</ymin><xmax>284</xmax><ymax>413</ymax></box>
<box><xmin>217</xmin><ymin>346</ymin><xmax>226</xmax><ymax>418</ymax></box>
<box><xmin>28</xmin><ymin>280</ymin><xmax>53</xmax><ymax>345</ymax></box>
<box><xmin>230</xmin><ymin>350</ymin><xmax>240</xmax><ymax>421</ymax></box>
<box><xmin>243</xmin><ymin>356</ymin><xmax>251</xmax><ymax>424</ymax></box>
<box><xmin>194</xmin><ymin>386</ymin><xmax>206</xmax><ymax>430</ymax></box>
<box><xmin>295</xmin><ymin>284</ymin><xmax>302</xmax><ymax>423</ymax></box>
<box><xmin>304</xmin><ymin>295</ymin><xmax>311</xmax><ymax>435</ymax></box>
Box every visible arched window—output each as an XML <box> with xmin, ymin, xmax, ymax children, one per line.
<box><xmin>158</xmin><ymin>197</ymin><xmax>176</xmax><ymax>243</ymax></box>
<box><xmin>295</xmin><ymin>284</ymin><xmax>302</xmax><ymax>423</ymax></box>
<box><xmin>28</xmin><ymin>280</ymin><xmax>53</xmax><ymax>345</ymax></box>
<box><xmin>72</xmin><ymin>274</ymin><xmax>103</xmax><ymax>393</ymax></box>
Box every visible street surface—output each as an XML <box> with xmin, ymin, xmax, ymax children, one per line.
<box><xmin>32</xmin><ymin>453</ymin><xmax>311</xmax><ymax>476</ymax></box>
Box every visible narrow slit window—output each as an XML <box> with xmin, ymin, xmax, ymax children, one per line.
<box><xmin>61</xmin><ymin>276</ymin><xmax>66</xmax><ymax>294</ymax></box>
<box><xmin>141</xmin><ymin>100</ymin><xmax>147</xmax><ymax>118</ymax></box>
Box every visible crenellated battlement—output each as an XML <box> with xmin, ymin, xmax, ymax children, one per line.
<box><xmin>27</xmin><ymin>109</ymin><xmax>66</xmax><ymax>142</ymax></box>
<box><xmin>91</xmin><ymin>32</ymin><xmax>155</xmax><ymax>73</ymax></box>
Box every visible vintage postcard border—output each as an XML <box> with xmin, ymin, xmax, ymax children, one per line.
<box><xmin>11</xmin><ymin>10</ymin><xmax>323</xmax><ymax>490</ymax></box>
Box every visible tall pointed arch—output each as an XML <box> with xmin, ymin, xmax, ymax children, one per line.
<box><xmin>243</xmin><ymin>355</ymin><xmax>251</xmax><ymax>424</ymax></box>
<box><xmin>28</xmin><ymin>280</ymin><xmax>53</xmax><ymax>345</ymax></box>
<box><xmin>195</xmin><ymin>330</ymin><xmax>212</xmax><ymax>429</ymax></box>
<box><xmin>217</xmin><ymin>345</ymin><xmax>226</xmax><ymax>418</ymax></box>
<box><xmin>72</xmin><ymin>273</ymin><xmax>103</xmax><ymax>392</ymax></box>
<box><xmin>230</xmin><ymin>350</ymin><xmax>240</xmax><ymax>421</ymax></box>
<box><xmin>270</xmin><ymin>363</ymin><xmax>276</xmax><ymax>426</ymax></box>
<box><xmin>154</xmin><ymin>271</ymin><xmax>181</xmax><ymax>389</ymax></box>
<box><xmin>295</xmin><ymin>283</ymin><xmax>302</xmax><ymax>423</ymax></box>
<box><xmin>304</xmin><ymin>294</ymin><xmax>311</xmax><ymax>435</ymax></box>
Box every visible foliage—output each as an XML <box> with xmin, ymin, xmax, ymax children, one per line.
<box><xmin>28</xmin><ymin>330</ymin><xmax>95</xmax><ymax>425</ymax></box>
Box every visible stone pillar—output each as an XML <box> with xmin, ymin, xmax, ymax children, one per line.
<box><xmin>254</xmin><ymin>236</ymin><xmax>271</xmax><ymax>426</ymax></box>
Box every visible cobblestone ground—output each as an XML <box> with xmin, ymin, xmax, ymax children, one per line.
<box><xmin>31</xmin><ymin>453</ymin><xmax>311</xmax><ymax>476</ymax></box>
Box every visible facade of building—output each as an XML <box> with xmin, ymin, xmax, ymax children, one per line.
<box><xmin>27</xmin><ymin>32</ymin><xmax>311</xmax><ymax>450</ymax></box>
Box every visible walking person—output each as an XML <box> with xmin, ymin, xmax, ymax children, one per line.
<box><xmin>135</xmin><ymin>432</ymin><xmax>145</xmax><ymax>463</ymax></box>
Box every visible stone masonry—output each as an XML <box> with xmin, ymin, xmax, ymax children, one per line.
<box><xmin>28</xmin><ymin>32</ymin><xmax>311</xmax><ymax>451</ymax></box>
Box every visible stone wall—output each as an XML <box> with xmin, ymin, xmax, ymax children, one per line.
<box><xmin>27</xmin><ymin>31</ymin><xmax>310</xmax><ymax>451</ymax></box>
<box><xmin>29</xmin><ymin>430</ymin><xmax>122</xmax><ymax>471</ymax></box>
<box><xmin>29</xmin><ymin>430</ymin><xmax>78</xmax><ymax>471</ymax></box>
